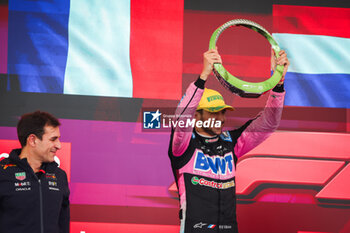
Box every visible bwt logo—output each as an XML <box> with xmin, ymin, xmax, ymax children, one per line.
<box><xmin>194</xmin><ymin>150</ymin><xmax>234</xmax><ymax>175</ymax></box>
<box><xmin>143</xmin><ymin>110</ymin><xmax>162</xmax><ymax>129</ymax></box>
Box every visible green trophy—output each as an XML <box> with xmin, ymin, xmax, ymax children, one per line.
<box><xmin>209</xmin><ymin>19</ymin><xmax>284</xmax><ymax>98</ymax></box>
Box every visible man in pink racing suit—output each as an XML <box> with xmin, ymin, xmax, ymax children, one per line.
<box><xmin>168</xmin><ymin>49</ymin><xmax>289</xmax><ymax>233</ymax></box>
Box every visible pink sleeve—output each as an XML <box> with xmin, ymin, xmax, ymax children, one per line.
<box><xmin>172</xmin><ymin>82</ymin><xmax>204</xmax><ymax>156</ymax></box>
<box><xmin>234</xmin><ymin>91</ymin><xmax>285</xmax><ymax>158</ymax></box>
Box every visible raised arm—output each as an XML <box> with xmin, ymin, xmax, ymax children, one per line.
<box><xmin>234</xmin><ymin>89</ymin><xmax>285</xmax><ymax>158</ymax></box>
<box><xmin>172</xmin><ymin>49</ymin><xmax>222</xmax><ymax>156</ymax></box>
<box><xmin>171</xmin><ymin>79</ymin><xmax>204</xmax><ymax>156</ymax></box>
<box><xmin>234</xmin><ymin>50</ymin><xmax>289</xmax><ymax>158</ymax></box>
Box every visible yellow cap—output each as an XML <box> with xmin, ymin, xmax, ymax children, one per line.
<box><xmin>197</xmin><ymin>88</ymin><xmax>234</xmax><ymax>112</ymax></box>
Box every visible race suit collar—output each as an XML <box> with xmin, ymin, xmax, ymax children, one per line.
<box><xmin>9</xmin><ymin>149</ymin><xmax>58</xmax><ymax>173</ymax></box>
<box><xmin>195</xmin><ymin>130</ymin><xmax>219</xmax><ymax>143</ymax></box>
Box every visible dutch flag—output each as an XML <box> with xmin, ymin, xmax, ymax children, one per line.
<box><xmin>273</xmin><ymin>5</ymin><xmax>350</xmax><ymax>109</ymax></box>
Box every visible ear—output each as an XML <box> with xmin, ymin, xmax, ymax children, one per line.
<box><xmin>27</xmin><ymin>134</ymin><xmax>37</xmax><ymax>147</ymax></box>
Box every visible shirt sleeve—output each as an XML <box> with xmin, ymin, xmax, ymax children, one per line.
<box><xmin>171</xmin><ymin>77</ymin><xmax>205</xmax><ymax>156</ymax></box>
<box><xmin>234</xmin><ymin>90</ymin><xmax>285</xmax><ymax>158</ymax></box>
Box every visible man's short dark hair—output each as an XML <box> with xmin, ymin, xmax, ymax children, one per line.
<box><xmin>17</xmin><ymin>111</ymin><xmax>61</xmax><ymax>147</ymax></box>
<box><xmin>196</xmin><ymin>109</ymin><xmax>203</xmax><ymax>115</ymax></box>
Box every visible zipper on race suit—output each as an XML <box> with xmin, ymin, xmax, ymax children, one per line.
<box><xmin>31</xmin><ymin>169</ymin><xmax>45</xmax><ymax>233</ymax></box>
<box><xmin>38</xmin><ymin>179</ymin><xmax>44</xmax><ymax>233</ymax></box>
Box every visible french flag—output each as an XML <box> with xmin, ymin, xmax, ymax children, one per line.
<box><xmin>5</xmin><ymin>0</ymin><xmax>184</xmax><ymax>100</ymax></box>
<box><xmin>273</xmin><ymin>5</ymin><xmax>350</xmax><ymax>109</ymax></box>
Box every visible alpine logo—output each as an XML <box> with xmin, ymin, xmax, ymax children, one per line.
<box><xmin>193</xmin><ymin>150</ymin><xmax>234</xmax><ymax>175</ymax></box>
<box><xmin>220</xmin><ymin>131</ymin><xmax>232</xmax><ymax>142</ymax></box>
